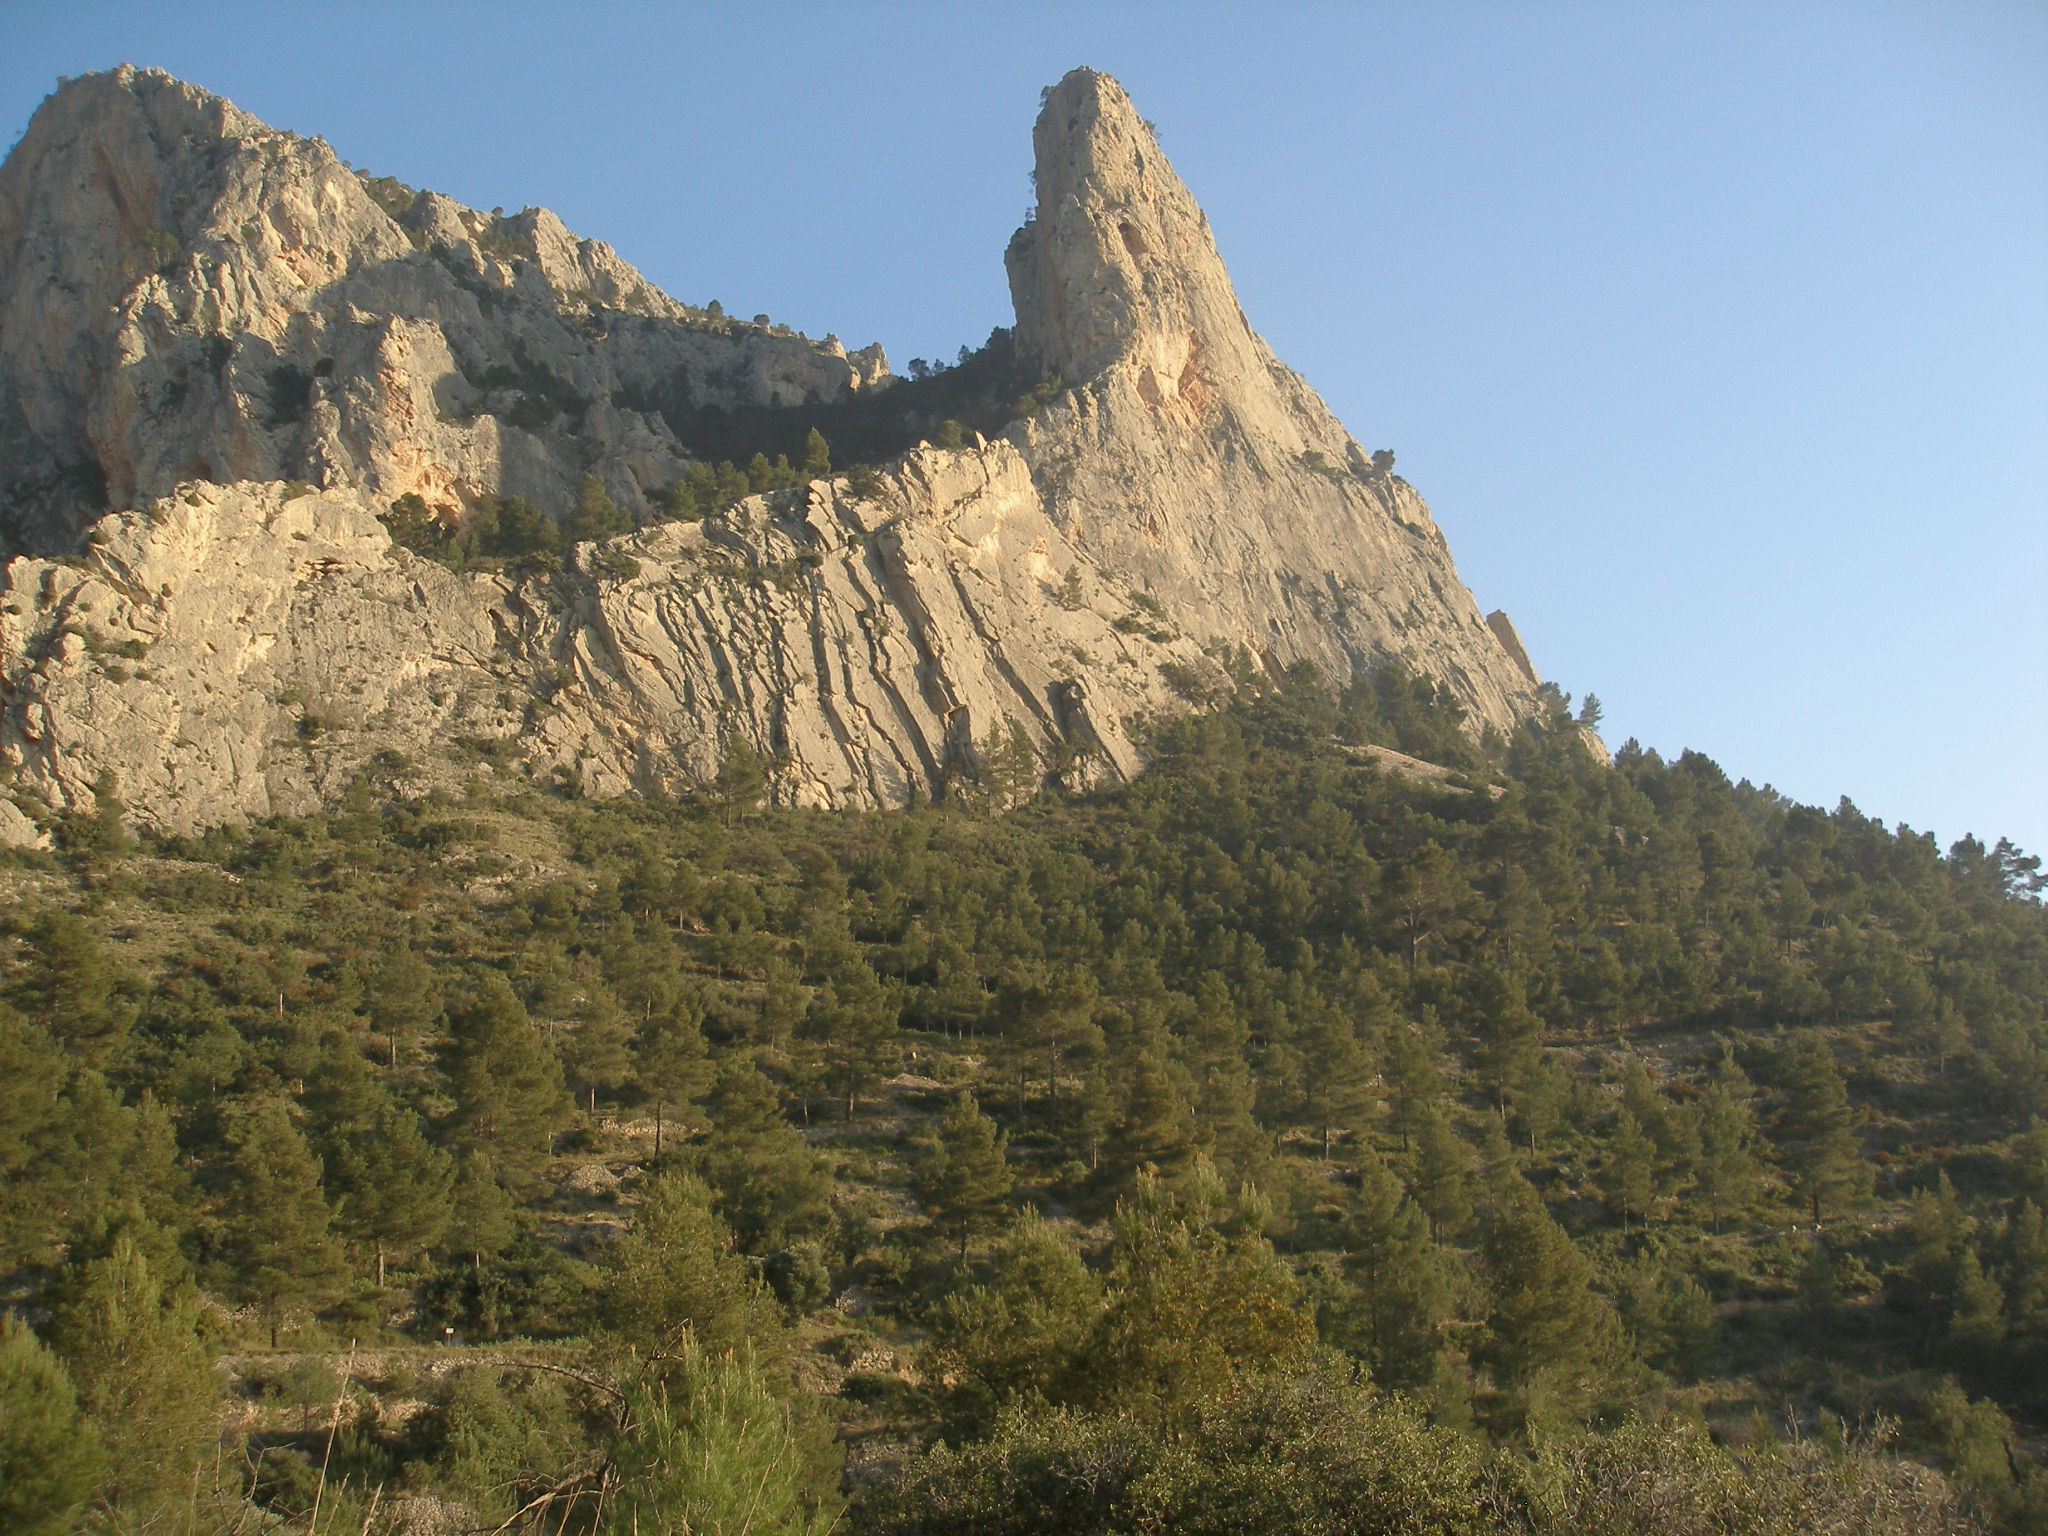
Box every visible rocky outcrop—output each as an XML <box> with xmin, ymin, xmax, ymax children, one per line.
<box><xmin>0</xmin><ymin>66</ymin><xmax>888</xmax><ymax>555</ymax></box>
<box><xmin>0</xmin><ymin>66</ymin><xmax>1551</xmax><ymax>831</ymax></box>
<box><xmin>0</xmin><ymin>464</ymin><xmax>1204</xmax><ymax>831</ymax></box>
<box><xmin>1484</xmin><ymin>610</ymin><xmax>1538</xmax><ymax>685</ymax></box>
<box><xmin>1002</xmin><ymin>70</ymin><xmax>1540</xmax><ymax>739</ymax></box>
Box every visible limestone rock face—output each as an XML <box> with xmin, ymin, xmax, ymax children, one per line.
<box><xmin>0</xmin><ymin>67</ymin><xmax>888</xmax><ymax>555</ymax></box>
<box><xmin>0</xmin><ymin>482</ymin><xmax>504</xmax><ymax>829</ymax></box>
<box><xmin>1484</xmin><ymin>609</ymin><xmax>1540</xmax><ymax>687</ymax></box>
<box><xmin>1006</xmin><ymin>70</ymin><xmax>1540</xmax><ymax>737</ymax></box>
<box><xmin>0</xmin><ymin>469</ymin><xmax>1199</xmax><ymax>832</ymax></box>
<box><xmin>0</xmin><ymin>65</ymin><xmax>1550</xmax><ymax>832</ymax></box>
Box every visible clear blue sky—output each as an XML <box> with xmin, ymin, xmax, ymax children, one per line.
<box><xmin>5</xmin><ymin>1</ymin><xmax>2043</xmax><ymax>859</ymax></box>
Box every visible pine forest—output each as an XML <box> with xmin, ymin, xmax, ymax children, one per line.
<box><xmin>3</xmin><ymin>667</ymin><xmax>2046</xmax><ymax>1533</ymax></box>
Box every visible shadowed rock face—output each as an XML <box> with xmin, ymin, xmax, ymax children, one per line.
<box><xmin>0</xmin><ymin>66</ymin><xmax>1547</xmax><ymax>835</ymax></box>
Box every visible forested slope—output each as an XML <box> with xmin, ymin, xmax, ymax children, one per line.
<box><xmin>2</xmin><ymin>667</ymin><xmax>2044</xmax><ymax>1533</ymax></box>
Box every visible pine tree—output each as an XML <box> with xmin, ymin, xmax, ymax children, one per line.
<box><xmin>1409</xmin><ymin>1107</ymin><xmax>1475</xmax><ymax>1241</ymax></box>
<box><xmin>14</xmin><ymin>909</ymin><xmax>135</xmax><ymax>1068</ymax></box>
<box><xmin>1692</xmin><ymin>1047</ymin><xmax>1762</xmax><ymax>1224</ymax></box>
<box><xmin>996</xmin><ymin>970</ymin><xmax>1103</xmax><ymax>1124</ymax></box>
<box><xmin>598</xmin><ymin>1170</ymin><xmax>784</xmax><ymax>1362</ymax></box>
<box><xmin>934</xmin><ymin>1211</ymin><xmax>1102</xmax><ymax>1423</ymax></box>
<box><xmin>50</xmin><ymin>1235</ymin><xmax>218</xmax><ymax>1510</ymax></box>
<box><xmin>0</xmin><ymin>1317</ymin><xmax>104</xmax><ymax>1536</ymax></box>
<box><xmin>1950</xmin><ymin>1244</ymin><xmax>2006</xmax><ymax>1356</ymax></box>
<box><xmin>1569</xmin><ymin>938</ymin><xmax>1629</xmax><ymax>1032</ymax></box>
<box><xmin>216</xmin><ymin>1100</ymin><xmax>351</xmax><ymax>1345</ymax></box>
<box><xmin>797</xmin><ymin>925</ymin><xmax>897</xmax><ymax>1121</ymax></box>
<box><xmin>751</xmin><ymin>954</ymin><xmax>809</xmax><ymax>1055</ymax></box>
<box><xmin>1251</xmin><ymin>999</ymin><xmax>1307</xmax><ymax>1135</ymax></box>
<box><xmin>1383</xmin><ymin>843</ymin><xmax>1474</xmax><ymax>969</ymax></box>
<box><xmin>1772</xmin><ymin>1034</ymin><xmax>1868</xmax><ymax>1223</ymax></box>
<box><xmin>2015</xmin><ymin>1119</ymin><xmax>2048</xmax><ymax>1211</ymax></box>
<box><xmin>1469</xmin><ymin>967</ymin><xmax>1544</xmax><ymax>1115</ymax></box>
<box><xmin>1923</xmin><ymin>1379</ymin><xmax>2017</xmax><ymax>1501</ymax></box>
<box><xmin>1064</xmin><ymin>1056</ymin><xmax>1117</xmax><ymax>1173</ymax></box>
<box><xmin>330</xmin><ymin>1100</ymin><xmax>455</xmax><ymax>1285</ymax></box>
<box><xmin>1795</xmin><ymin>1229</ymin><xmax>1854</xmax><ymax>1321</ymax></box>
<box><xmin>1094</xmin><ymin>1018</ymin><xmax>1200</xmax><ymax>1203</ymax></box>
<box><xmin>366</xmin><ymin>942</ymin><xmax>437</xmax><ymax>1070</ymax></box>
<box><xmin>1618</xmin><ymin>1054</ymin><xmax>1697</xmax><ymax>1195</ymax></box>
<box><xmin>923</xmin><ymin>933</ymin><xmax>990</xmax><ymax>1042</ymax></box>
<box><xmin>2003</xmin><ymin>1199</ymin><xmax>2048</xmax><ymax>1358</ymax></box>
<box><xmin>1294</xmin><ymin>1002</ymin><xmax>1375</xmax><ymax>1160</ymax></box>
<box><xmin>22</xmin><ymin>1075</ymin><xmax>193</xmax><ymax>1284</ymax></box>
<box><xmin>0</xmin><ymin>1014</ymin><xmax>78</xmax><ymax>1267</ymax></box>
<box><xmin>1333</xmin><ymin>1147</ymin><xmax>1457</xmax><ymax>1391</ymax></box>
<box><xmin>1176</xmin><ymin>974</ymin><xmax>1268</xmax><ymax>1183</ymax></box>
<box><xmin>1617</xmin><ymin>1256</ymin><xmax>1720</xmax><ymax>1381</ymax></box>
<box><xmin>712</xmin><ymin>738</ymin><xmax>768</xmax><ymax>822</ymax></box>
<box><xmin>1600</xmin><ymin>1108</ymin><xmax>1658</xmax><ymax>1228</ymax></box>
<box><xmin>1077</xmin><ymin>1173</ymin><xmax>1316</xmax><ymax>1428</ymax></box>
<box><xmin>917</xmin><ymin>1091</ymin><xmax>1013</xmax><ymax>1256</ymax></box>
<box><xmin>440</xmin><ymin>974</ymin><xmax>572</xmax><ymax>1192</ymax></box>
<box><xmin>56</xmin><ymin>769</ymin><xmax>134</xmax><ymax>864</ymax></box>
<box><xmin>801</xmin><ymin>427</ymin><xmax>832</xmax><ymax>478</ymax></box>
<box><xmin>1895</xmin><ymin>1173</ymin><xmax>1974</xmax><ymax>1325</ymax></box>
<box><xmin>1502</xmin><ymin>1045</ymin><xmax>1573</xmax><ymax>1155</ymax></box>
<box><xmin>301</xmin><ymin>1028</ymin><xmax>381</xmax><ymax>1156</ymax></box>
<box><xmin>566</xmin><ymin>474</ymin><xmax>630</xmax><ymax>542</ymax></box>
<box><xmin>536</xmin><ymin>962</ymin><xmax>632</xmax><ymax>1116</ymax></box>
<box><xmin>442</xmin><ymin>1150</ymin><xmax>518</xmax><ymax>1270</ymax></box>
<box><xmin>1477</xmin><ymin>1177</ymin><xmax>1615</xmax><ymax>1433</ymax></box>
<box><xmin>1380</xmin><ymin>1014</ymin><xmax>1448</xmax><ymax>1153</ymax></box>
<box><xmin>123</xmin><ymin>1091</ymin><xmax>194</xmax><ymax>1250</ymax></box>
<box><xmin>634</xmin><ymin>996</ymin><xmax>713</xmax><ymax>1155</ymax></box>
<box><xmin>603</xmin><ymin>1337</ymin><xmax>840</xmax><ymax>1536</ymax></box>
<box><xmin>698</xmin><ymin>1058</ymin><xmax>831</xmax><ymax>1254</ymax></box>
<box><xmin>57</xmin><ymin>1068</ymin><xmax>173</xmax><ymax>1248</ymax></box>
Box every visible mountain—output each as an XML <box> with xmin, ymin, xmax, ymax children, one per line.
<box><xmin>8</xmin><ymin>70</ymin><xmax>2044</xmax><ymax>1536</ymax></box>
<box><xmin>0</xmin><ymin>66</ymin><xmax>887</xmax><ymax>548</ymax></box>
<box><xmin>0</xmin><ymin>65</ymin><xmax>1547</xmax><ymax>835</ymax></box>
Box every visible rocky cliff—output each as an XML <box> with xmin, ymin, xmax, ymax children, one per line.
<box><xmin>0</xmin><ymin>65</ymin><xmax>886</xmax><ymax>554</ymax></box>
<box><xmin>0</xmin><ymin>461</ymin><xmax>1195</xmax><ymax>834</ymax></box>
<box><xmin>0</xmin><ymin>65</ymin><xmax>1549</xmax><ymax>835</ymax></box>
<box><xmin>1005</xmin><ymin>71</ymin><xmax>1535</xmax><ymax>734</ymax></box>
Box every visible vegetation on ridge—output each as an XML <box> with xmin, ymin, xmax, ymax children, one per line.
<box><xmin>378</xmin><ymin>327</ymin><xmax>1066</xmax><ymax>569</ymax></box>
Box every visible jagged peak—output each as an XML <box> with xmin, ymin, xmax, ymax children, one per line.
<box><xmin>1000</xmin><ymin>70</ymin><xmax>1543</xmax><ymax>739</ymax></box>
<box><xmin>14</xmin><ymin>65</ymin><xmax>315</xmax><ymax>195</ymax></box>
<box><xmin>9</xmin><ymin>68</ymin><xmax>705</xmax><ymax>331</ymax></box>
<box><xmin>0</xmin><ymin>66</ymin><xmax>892</xmax><ymax>553</ymax></box>
<box><xmin>2</xmin><ymin>64</ymin><xmax>381</xmax><ymax>293</ymax></box>
<box><xmin>1007</xmin><ymin>68</ymin><xmax>1267</xmax><ymax>413</ymax></box>
<box><xmin>42</xmin><ymin>62</ymin><xmax>253</xmax><ymax>128</ymax></box>
<box><xmin>1485</xmin><ymin>610</ymin><xmax>1539</xmax><ymax>685</ymax></box>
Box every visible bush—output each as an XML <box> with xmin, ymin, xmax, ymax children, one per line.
<box><xmin>864</xmin><ymin>1368</ymin><xmax>1492</xmax><ymax>1536</ymax></box>
<box><xmin>764</xmin><ymin>1241</ymin><xmax>834</xmax><ymax>1312</ymax></box>
<box><xmin>866</xmin><ymin>1378</ymin><xmax>1981</xmax><ymax>1536</ymax></box>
